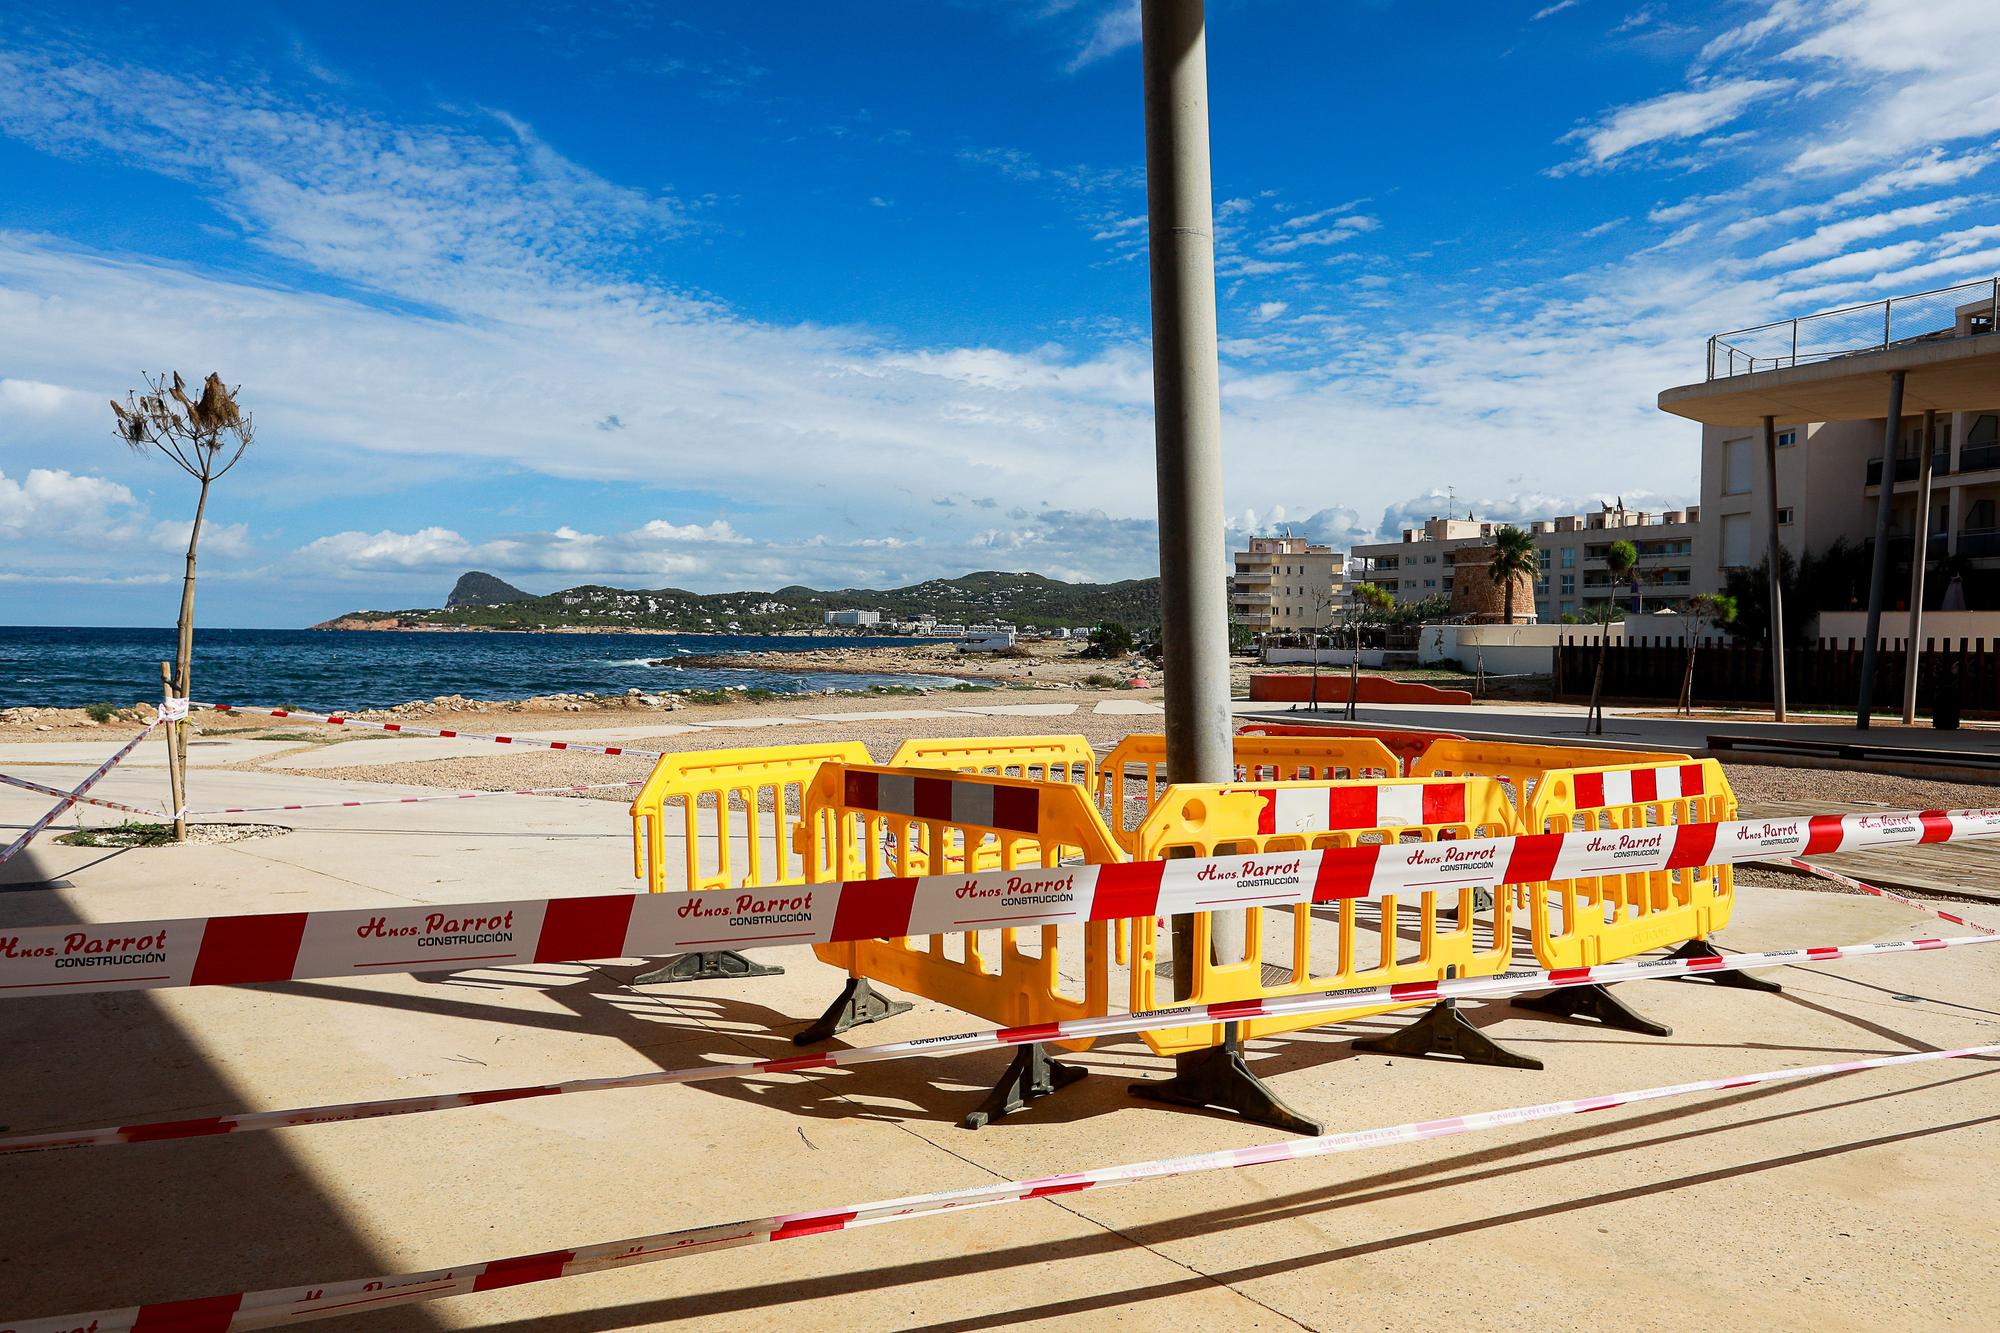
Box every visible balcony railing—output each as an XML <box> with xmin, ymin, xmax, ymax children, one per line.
<box><xmin>1960</xmin><ymin>528</ymin><xmax>2000</xmax><ymax>559</ymax></box>
<box><xmin>1865</xmin><ymin>451</ymin><xmax>1952</xmax><ymax>487</ymax></box>
<box><xmin>1959</xmin><ymin>442</ymin><xmax>2000</xmax><ymax>475</ymax></box>
<box><xmin>1707</xmin><ymin>277</ymin><xmax>1998</xmax><ymax>380</ymax></box>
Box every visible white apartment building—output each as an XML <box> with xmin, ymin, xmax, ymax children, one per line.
<box><xmin>1229</xmin><ymin>536</ymin><xmax>1346</xmax><ymax>634</ymax></box>
<box><xmin>1350</xmin><ymin>506</ymin><xmax>1703</xmax><ymax>623</ymax></box>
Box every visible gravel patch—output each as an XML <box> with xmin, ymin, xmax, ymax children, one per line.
<box><xmin>1723</xmin><ymin>763</ymin><xmax>2000</xmax><ymax>813</ymax></box>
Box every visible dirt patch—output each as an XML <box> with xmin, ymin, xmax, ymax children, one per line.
<box><xmin>56</xmin><ymin>821</ymin><xmax>290</xmax><ymax>848</ymax></box>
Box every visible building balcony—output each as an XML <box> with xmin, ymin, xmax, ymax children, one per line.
<box><xmin>1865</xmin><ymin>451</ymin><xmax>1951</xmax><ymax>487</ymax></box>
<box><xmin>1232</xmin><ymin>568</ymin><xmax>1273</xmax><ymax>584</ymax></box>
<box><xmin>1959</xmin><ymin>528</ymin><xmax>2000</xmax><ymax>559</ymax></box>
<box><xmin>1959</xmin><ymin>443</ymin><xmax>2000</xmax><ymax>476</ymax></box>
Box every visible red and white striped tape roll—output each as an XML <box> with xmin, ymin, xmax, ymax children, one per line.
<box><xmin>0</xmin><ymin>721</ymin><xmax>160</xmax><ymax>865</ymax></box>
<box><xmin>3</xmin><ymin>805</ymin><xmax>1997</xmax><ymax>998</ymax></box>
<box><xmin>5</xmin><ymin>925</ymin><xmax>1988</xmax><ymax>1156</ymax></box>
<box><xmin>11</xmin><ymin>1041</ymin><xmax>1993</xmax><ymax>1333</ymax></box>
<box><xmin>1784</xmin><ymin>856</ymin><xmax>1996</xmax><ymax>935</ymax></box>
<box><xmin>0</xmin><ymin>770</ymin><xmax>169</xmax><ymax>822</ymax></box>
<box><xmin>194</xmin><ymin>702</ymin><xmax>665</xmax><ymax>759</ymax></box>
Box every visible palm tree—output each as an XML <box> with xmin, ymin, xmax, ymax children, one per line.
<box><xmin>1587</xmin><ymin>539</ymin><xmax>1637</xmax><ymax>735</ymax></box>
<box><xmin>1487</xmin><ymin>525</ymin><xmax>1538</xmax><ymax>625</ymax></box>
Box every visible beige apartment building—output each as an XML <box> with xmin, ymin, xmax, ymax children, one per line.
<box><xmin>1696</xmin><ymin>409</ymin><xmax>1999</xmax><ymax>592</ymax></box>
<box><xmin>1229</xmin><ymin>535</ymin><xmax>1345</xmax><ymax>634</ymax></box>
<box><xmin>1349</xmin><ymin>506</ymin><xmax>1703</xmax><ymax>623</ymax></box>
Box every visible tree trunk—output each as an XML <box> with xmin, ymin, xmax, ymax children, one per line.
<box><xmin>1346</xmin><ymin>624</ymin><xmax>1361</xmax><ymax>720</ymax></box>
<box><xmin>1679</xmin><ymin>633</ymin><xmax>1697</xmax><ymax>715</ymax></box>
<box><xmin>170</xmin><ymin>478</ymin><xmax>209</xmax><ymax>842</ymax></box>
<box><xmin>1588</xmin><ymin>618</ymin><xmax>1609</xmax><ymax>734</ymax></box>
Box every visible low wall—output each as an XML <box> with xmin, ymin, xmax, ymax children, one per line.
<box><xmin>1248</xmin><ymin>674</ymin><xmax>1474</xmax><ymax>706</ymax></box>
<box><xmin>1262</xmin><ymin>647</ymin><xmax>1391</xmax><ymax>667</ymax></box>
<box><xmin>1818</xmin><ymin>610</ymin><xmax>2000</xmax><ymax>648</ymax></box>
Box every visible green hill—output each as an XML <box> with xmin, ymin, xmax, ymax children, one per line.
<box><xmin>317</xmin><ymin>569</ymin><xmax>1160</xmax><ymax>633</ymax></box>
<box><xmin>445</xmin><ymin>571</ymin><xmax>531</xmax><ymax>608</ymax></box>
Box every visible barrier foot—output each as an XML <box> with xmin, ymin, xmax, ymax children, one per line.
<box><xmin>633</xmin><ymin>951</ymin><xmax>784</xmax><ymax>986</ymax></box>
<box><xmin>1514</xmin><ymin>984</ymin><xmax>1672</xmax><ymax>1037</ymax></box>
<box><xmin>961</xmin><ymin>1043</ymin><xmax>1087</xmax><ymax>1130</ymax></box>
<box><xmin>793</xmin><ymin>978</ymin><xmax>914</xmax><ymax>1046</ymax></box>
<box><xmin>1128</xmin><ymin>1025</ymin><xmax>1325</xmax><ymax>1136</ymax></box>
<box><xmin>1662</xmin><ymin>939</ymin><xmax>1783</xmax><ymax>993</ymax></box>
<box><xmin>1352</xmin><ymin>999</ymin><xmax>1544</xmax><ymax>1070</ymax></box>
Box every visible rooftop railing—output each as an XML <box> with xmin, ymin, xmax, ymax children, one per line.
<box><xmin>1707</xmin><ymin>277</ymin><xmax>1998</xmax><ymax>380</ymax></box>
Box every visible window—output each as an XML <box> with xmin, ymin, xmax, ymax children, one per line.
<box><xmin>1723</xmin><ymin>438</ymin><xmax>1754</xmax><ymax>494</ymax></box>
<box><xmin>1776</xmin><ymin>507</ymin><xmax>1793</xmax><ymax>526</ymax></box>
<box><xmin>1538</xmin><ymin>549</ymin><xmax>1551</xmax><ymax>568</ymax></box>
<box><xmin>1721</xmin><ymin>512</ymin><xmax>1752</xmax><ymax>568</ymax></box>
<box><xmin>1560</xmin><ymin>573</ymin><xmax>1575</xmax><ymax>595</ymax></box>
<box><xmin>1560</xmin><ymin>547</ymin><xmax>1575</xmax><ymax>569</ymax></box>
<box><xmin>1776</xmin><ymin>429</ymin><xmax>1797</xmax><ymax>447</ymax></box>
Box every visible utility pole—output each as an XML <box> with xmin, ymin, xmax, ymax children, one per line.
<box><xmin>1132</xmin><ymin>0</ymin><xmax>1316</xmax><ymax>1134</ymax></box>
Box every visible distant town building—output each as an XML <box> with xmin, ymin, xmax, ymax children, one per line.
<box><xmin>1350</xmin><ymin>506</ymin><xmax>1703</xmax><ymax>622</ymax></box>
<box><xmin>1229</xmin><ymin>536</ymin><xmax>1346</xmax><ymax>634</ymax></box>
<box><xmin>823</xmin><ymin>609</ymin><xmax>882</xmax><ymax>627</ymax></box>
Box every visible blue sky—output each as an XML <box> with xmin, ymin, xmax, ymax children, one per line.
<box><xmin>1</xmin><ymin>0</ymin><xmax>1996</xmax><ymax>626</ymax></box>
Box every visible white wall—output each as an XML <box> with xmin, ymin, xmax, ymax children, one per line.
<box><xmin>1818</xmin><ymin>610</ymin><xmax>2000</xmax><ymax>647</ymax></box>
<box><xmin>1415</xmin><ymin>623</ymin><xmax>1583</xmax><ymax>675</ymax></box>
<box><xmin>1262</xmin><ymin>647</ymin><xmax>1390</xmax><ymax>667</ymax></box>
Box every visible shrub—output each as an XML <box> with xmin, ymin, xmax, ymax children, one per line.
<box><xmin>84</xmin><ymin>701</ymin><xmax>116</xmax><ymax>723</ymax></box>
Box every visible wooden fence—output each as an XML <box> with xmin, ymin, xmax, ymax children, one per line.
<box><xmin>1553</xmin><ymin>634</ymin><xmax>2000</xmax><ymax>718</ymax></box>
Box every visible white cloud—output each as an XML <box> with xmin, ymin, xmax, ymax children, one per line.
<box><xmin>1066</xmin><ymin>1</ymin><xmax>1141</xmax><ymax>73</ymax></box>
<box><xmin>0</xmin><ymin>377</ymin><xmax>86</xmax><ymax>415</ymax></box>
<box><xmin>1754</xmin><ymin>198</ymin><xmax>1969</xmax><ymax>268</ymax></box>
<box><xmin>1253</xmin><ymin>301</ymin><xmax>1288</xmax><ymax>323</ymax></box>
<box><xmin>150</xmin><ymin>517</ymin><xmax>252</xmax><ymax>557</ymax></box>
<box><xmin>1532</xmin><ymin>0</ymin><xmax>1581</xmax><ymax>20</ymax></box>
<box><xmin>1563</xmin><ymin>79</ymin><xmax>1791</xmax><ymax>170</ymax></box>
<box><xmin>0</xmin><ymin>468</ymin><xmax>140</xmax><ymax>539</ymax></box>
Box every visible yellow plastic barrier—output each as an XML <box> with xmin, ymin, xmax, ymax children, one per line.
<box><xmin>886</xmin><ymin>734</ymin><xmax>1096</xmax><ymax>786</ymax></box>
<box><xmin>1524</xmin><ymin>757</ymin><xmax>1738</xmax><ymax>968</ymax></box>
<box><xmin>1097</xmin><ymin>732</ymin><xmax>1400</xmax><ymax>851</ymax></box>
<box><xmin>1409</xmin><ymin>738</ymin><xmax>1689</xmax><ymax>813</ymax></box>
<box><xmin>1126</xmin><ymin>775</ymin><xmax>1521</xmax><ymax>1055</ymax></box>
<box><xmin>803</xmin><ymin>763</ymin><xmax>1126</xmax><ymax>1046</ymax></box>
<box><xmin>629</xmin><ymin>742</ymin><xmax>870</xmax><ymax>893</ymax></box>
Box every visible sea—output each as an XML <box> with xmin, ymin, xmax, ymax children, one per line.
<box><xmin>0</xmin><ymin>627</ymin><xmax>965</xmax><ymax>712</ymax></box>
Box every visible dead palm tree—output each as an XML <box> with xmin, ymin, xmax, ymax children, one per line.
<box><xmin>1488</xmin><ymin>525</ymin><xmax>1538</xmax><ymax>626</ymax></box>
<box><xmin>111</xmin><ymin>372</ymin><xmax>254</xmax><ymax>841</ymax></box>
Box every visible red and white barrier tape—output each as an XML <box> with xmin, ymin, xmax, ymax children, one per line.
<box><xmin>3</xmin><ymin>804</ymin><xmax>1997</xmax><ymax>999</ymax></box>
<box><xmin>1786</xmin><ymin>857</ymin><xmax>1996</xmax><ymax>935</ymax></box>
<box><xmin>0</xmin><ymin>770</ymin><xmax>169</xmax><ymax>823</ymax></box>
<box><xmin>11</xmin><ymin>1041</ymin><xmax>1993</xmax><ymax>1333</ymax></box>
<box><xmin>4</xmin><ymin>924</ymin><xmax>1988</xmax><ymax>1156</ymax></box>
<box><xmin>0</xmin><ymin>722</ymin><xmax>160</xmax><ymax>865</ymax></box>
<box><xmin>183</xmin><ymin>779</ymin><xmax>645</xmax><ymax>818</ymax></box>
<box><xmin>194</xmin><ymin>702</ymin><xmax>665</xmax><ymax>759</ymax></box>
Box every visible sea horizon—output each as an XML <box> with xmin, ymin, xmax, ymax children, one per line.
<box><xmin>0</xmin><ymin>625</ymin><xmax>963</xmax><ymax>712</ymax></box>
